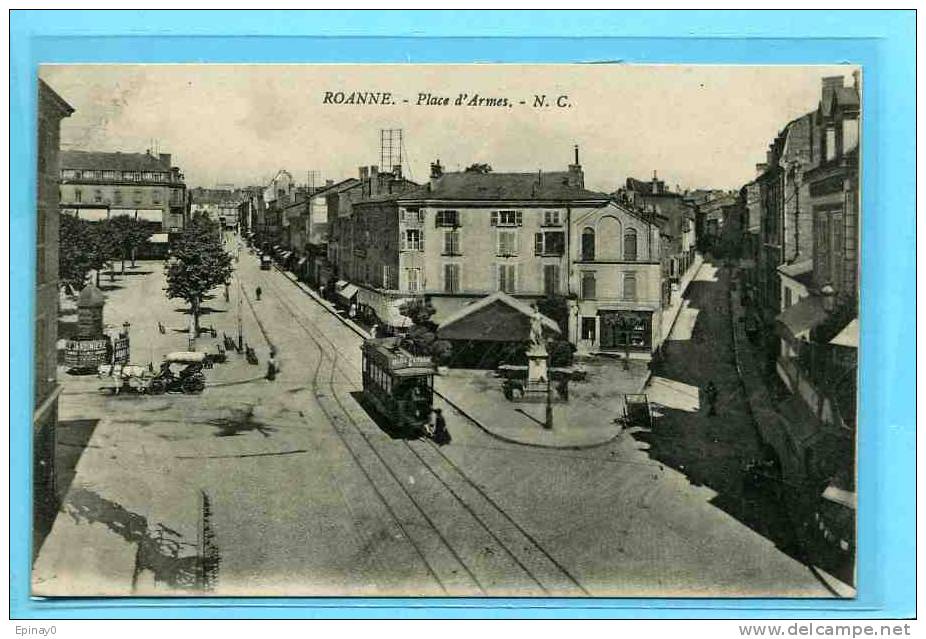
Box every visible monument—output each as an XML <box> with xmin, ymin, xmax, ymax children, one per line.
<box><xmin>526</xmin><ymin>305</ymin><xmax>548</xmax><ymax>384</ymax></box>
<box><xmin>63</xmin><ymin>284</ymin><xmax>130</xmax><ymax>371</ymax></box>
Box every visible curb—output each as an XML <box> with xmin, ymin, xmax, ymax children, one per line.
<box><xmin>433</xmin><ymin>388</ymin><xmax>624</xmax><ymax>452</ymax></box>
<box><xmin>273</xmin><ymin>266</ymin><xmax>371</xmax><ymax>340</ymax></box>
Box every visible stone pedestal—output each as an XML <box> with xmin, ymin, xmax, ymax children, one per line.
<box><xmin>526</xmin><ymin>343</ymin><xmax>549</xmax><ymax>383</ymax></box>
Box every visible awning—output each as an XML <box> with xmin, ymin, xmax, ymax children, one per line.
<box><xmin>437</xmin><ymin>292</ymin><xmax>561</xmax><ymax>342</ymax></box>
<box><xmin>358</xmin><ymin>291</ymin><xmax>413</xmax><ymax>328</ymax></box>
<box><xmin>150</xmin><ymin>233</ymin><xmax>169</xmax><ymax>244</ymax></box>
<box><xmin>109</xmin><ymin>208</ymin><xmax>135</xmax><ymax>218</ymax></box>
<box><xmin>775</xmin><ymin>295</ymin><xmax>827</xmax><ymax>339</ymax></box>
<box><xmin>822</xmin><ymin>485</ymin><xmax>857</xmax><ymax>510</ymax></box>
<box><xmin>136</xmin><ymin>209</ymin><xmax>164</xmax><ymax>222</ymax></box>
<box><xmin>68</xmin><ymin>207</ymin><xmax>109</xmax><ymax>222</ymax></box>
<box><xmin>337</xmin><ymin>284</ymin><xmax>359</xmax><ymax>302</ymax></box>
<box><xmin>830</xmin><ymin>318</ymin><xmax>859</xmax><ymax>348</ymax></box>
<box><xmin>335</xmin><ymin>280</ymin><xmax>348</xmax><ymax>290</ymax></box>
<box><xmin>297</xmin><ymin>257</ymin><xmax>307</xmax><ymax>266</ymax></box>
<box><xmin>281</xmin><ymin>251</ymin><xmax>292</xmax><ymax>260</ymax></box>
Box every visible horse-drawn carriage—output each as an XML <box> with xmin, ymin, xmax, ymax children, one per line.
<box><xmin>98</xmin><ymin>351</ymin><xmax>208</xmax><ymax>395</ymax></box>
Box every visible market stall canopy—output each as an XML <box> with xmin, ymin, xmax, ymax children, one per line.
<box><xmin>829</xmin><ymin>318</ymin><xmax>859</xmax><ymax>349</ymax></box>
<box><xmin>775</xmin><ymin>295</ymin><xmax>826</xmax><ymax>340</ymax></box>
<box><xmin>437</xmin><ymin>292</ymin><xmax>561</xmax><ymax>343</ymax></box>
<box><xmin>356</xmin><ymin>289</ymin><xmax>413</xmax><ymax>329</ymax></box>
<box><xmin>63</xmin><ymin>207</ymin><xmax>109</xmax><ymax>222</ymax></box>
<box><xmin>150</xmin><ymin>233</ymin><xmax>169</xmax><ymax>244</ymax></box>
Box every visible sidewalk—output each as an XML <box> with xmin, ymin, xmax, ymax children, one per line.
<box><xmin>434</xmin><ymin>359</ymin><xmax>650</xmax><ymax>449</ymax></box>
<box><xmin>661</xmin><ymin>252</ymin><xmax>705</xmax><ymax>341</ymax></box>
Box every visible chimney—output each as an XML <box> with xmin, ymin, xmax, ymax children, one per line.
<box><xmin>430</xmin><ymin>159</ymin><xmax>443</xmax><ymax>179</ymax></box>
<box><xmin>822</xmin><ymin>76</ymin><xmax>844</xmax><ymax>92</ymax></box>
<box><xmin>567</xmin><ymin>146</ymin><xmax>584</xmax><ymax>189</ymax></box>
<box><xmin>392</xmin><ymin>164</ymin><xmax>403</xmax><ymax>180</ymax></box>
<box><xmin>370</xmin><ymin>165</ymin><xmax>379</xmax><ymax>177</ymax></box>
<box><xmin>159</xmin><ymin>153</ymin><xmax>171</xmax><ymax>167</ymax></box>
<box><xmin>852</xmin><ymin>69</ymin><xmax>860</xmax><ymax>91</ymax></box>
<box><xmin>652</xmin><ymin>170</ymin><xmax>659</xmax><ymax>195</ymax></box>
<box><xmin>359</xmin><ymin>166</ymin><xmax>369</xmax><ymax>180</ymax></box>
<box><xmin>325</xmin><ymin>179</ymin><xmax>334</xmax><ymax>187</ymax></box>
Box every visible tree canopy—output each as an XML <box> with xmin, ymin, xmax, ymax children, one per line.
<box><xmin>164</xmin><ymin>214</ymin><xmax>233</xmax><ymax>334</ymax></box>
<box><xmin>464</xmin><ymin>163</ymin><xmax>493</xmax><ymax>174</ymax></box>
<box><xmin>108</xmin><ymin>215</ymin><xmax>154</xmax><ymax>271</ymax></box>
<box><xmin>58</xmin><ymin>215</ymin><xmax>121</xmax><ymax>291</ymax></box>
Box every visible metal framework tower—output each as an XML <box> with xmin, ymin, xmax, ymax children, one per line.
<box><xmin>380</xmin><ymin>129</ymin><xmax>403</xmax><ymax>170</ymax></box>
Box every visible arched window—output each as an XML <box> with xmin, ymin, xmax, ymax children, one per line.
<box><xmin>581</xmin><ymin>227</ymin><xmax>595</xmax><ymax>261</ymax></box>
<box><xmin>624</xmin><ymin>228</ymin><xmax>638</xmax><ymax>261</ymax></box>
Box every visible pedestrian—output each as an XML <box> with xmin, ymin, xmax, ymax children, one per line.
<box><xmin>432</xmin><ymin>408</ymin><xmax>451</xmax><ymax>446</ymax></box>
<box><xmin>266</xmin><ymin>350</ymin><xmax>277</xmax><ymax>381</ymax></box>
<box><xmin>705</xmin><ymin>380</ymin><xmax>718</xmax><ymax>416</ymax></box>
<box><xmin>157</xmin><ymin>321</ymin><xmax>165</xmax><ymax>335</ymax></box>
<box><xmin>370</xmin><ymin>323</ymin><xmax>379</xmax><ymax>339</ymax></box>
<box><xmin>349</xmin><ymin>302</ymin><xmax>357</xmax><ymax>320</ymax></box>
<box><xmin>224</xmin><ymin>284</ymin><xmax>230</xmax><ymax>303</ymax></box>
<box><xmin>557</xmin><ymin>376</ymin><xmax>570</xmax><ymax>401</ymax></box>
<box><xmin>255</xmin><ymin>285</ymin><xmax>262</xmax><ymax>301</ymax></box>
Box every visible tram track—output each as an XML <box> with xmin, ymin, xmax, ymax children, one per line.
<box><xmin>256</xmin><ymin>268</ymin><xmax>589</xmax><ymax>597</ymax></box>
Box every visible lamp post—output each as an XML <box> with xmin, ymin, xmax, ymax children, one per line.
<box><xmin>544</xmin><ymin>341</ymin><xmax>554</xmax><ymax>430</ymax></box>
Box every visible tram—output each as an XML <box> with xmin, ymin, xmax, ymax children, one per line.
<box><xmin>361</xmin><ymin>337</ymin><xmax>436</xmax><ymax>436</ymax></box>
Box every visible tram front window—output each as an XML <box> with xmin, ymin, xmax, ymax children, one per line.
<box><xmin>397</xmin><ymin>378</ymin><xmax>430</xmax><ymax>420</ymax></box>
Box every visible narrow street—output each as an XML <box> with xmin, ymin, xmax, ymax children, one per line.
<box><xmin>38</xmin><ymin>247</ymin><xmax>834</xmax><ymax>597</ymax></box>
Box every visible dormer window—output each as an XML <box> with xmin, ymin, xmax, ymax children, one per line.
<box><xmin>543</xmin><ymin>210</ymin><xmax>562</xmax><ymax>226</ymax></box>
<box><xmin>435</xmin><ymin>209</ymin><xmax>459</xmax><ymax>227</ymax></box>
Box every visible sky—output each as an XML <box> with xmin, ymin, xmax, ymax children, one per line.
<box><xmin>39</xmin><ymin>64</ymin><xmax>858</xmax><ymax>193</ymax></box>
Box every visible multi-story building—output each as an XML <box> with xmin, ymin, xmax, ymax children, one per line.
<box><xmin>58</xmin><ymin>149</ymin><xmax>187</xmax><ymax>232</ymax></box>
<box><xmin>756</xmin><ymin>112</ymin><xmax>816</xmax><ymax>323</ymax></box>
<box><xmin>776</xmin><ymin>73</ymin><xmax>860</xmax><ymax>430</ymax></box>
<box><xmin>189</xmin><ymin>187</ymin><xmax>248</xmax><ymax>230</ymax></box>
<box><xmin>335</xmin><ymin>154</ymin><xmax>665</xmax><ymax>358</ymax></box>
<box><xmin>34</xmin><ymin>79</ymin><xmax>73</xmax><ymax>555</ymax></box>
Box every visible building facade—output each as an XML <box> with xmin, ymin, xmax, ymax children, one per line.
<box><xmin>34</xmin><ymin>80</ymin><xmax>73</xmax><ymax>555</ymax></box>
<box><xmin>59</xmin><ymin>149</ymin><xmax>187</xmax><ymax>232</ymax></box>
<box><xmin>336</xmin><ymin>157</ymin><xmax>665</xmax><ymax>358</ymax></box>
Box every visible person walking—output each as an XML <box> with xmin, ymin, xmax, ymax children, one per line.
<box><xmin>266</xmin><ymin>348</ymin><xmax>278</xmax><ymax>381</ymax></box>
<box><xmin>432</xmin><ymin>408</ymin><xmax>451</xmax><ymax>446</ymax></box>
<box><xmin>255</xmin><ymin>285</ymin><xmax>262</xmax><ymax>301</ymax></box>
<box><xmin>705</xmin><ymin>381</ymin><xmax>718</xmax><ymax>416</ymax></box>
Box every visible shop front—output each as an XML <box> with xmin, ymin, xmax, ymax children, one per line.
<box><xmin>597</xmin><ymin>309</ymin><xmax>654</xmax><ymax>354</ymax></box>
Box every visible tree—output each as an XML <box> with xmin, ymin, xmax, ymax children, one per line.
<box><xmin>108</xmin><ymin>215</ymin><xmax>154</xmax><ymax>273</ymax></box>
<box><xmin>165</xmin><ymin>214</ymin><xmax>233</xmax><ymax>336</ymax></box>
<box><xmin>464</xmin><ymin>163</ymin><xmax>492</xmax><ymax>174</ymax></box>
<box><xmin>58</xmin><ymin>214</ymin><xmax>95</xmax><ymax>294</ymax></box>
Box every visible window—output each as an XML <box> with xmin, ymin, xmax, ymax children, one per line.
<box><xmin>624</xmin><ymin>228</ymin><xmax>638</xmax><ymax>261</ymax></box>
<box><xmin>534</xmin><ymin>231</ymin><xmax>565</xmax><ymax>256</ymax></box>
<box><xmin>581</xmin><ymin>317</ymin><xmax>597</xmax><ymax>341</ymax></box>
<box><xmin>843</xmin><ymin>117</ymin><xmax>859</xmax><ymax>153</ymax></box>
<box><xmin>444</xmin><ymin>263</ymin><xmax>461</xmax><ymax>293</ymax></box>
<box><xmin>784</xmin><ymin>287</ymin><xmax>793</xmax><ymax>309</ymax></box>
<box><xmin>382</xmin><ymin>265</ymin><xmax>391</xmax><ymax>289</ymax></box>
<box><xmin>61</xmin><ymin>169</ymin><xmax>78</xmax><ymax>180</ymax></box>
<box><xmin>581</xmin><ymin>272</ymin><xmax>596</xmax><ymax>299</ymax></box>
<box><xmin>74</xmin><ymin>189</ymin><xmax>82</xmax><ymax>204</ymax></box>
<box><xmin>443</xmin><ymin>229</ymin><xmax>461</xmax><ymax>255</ymax></box>
<box><xmin>623</xmin><ymin>273</ymin><xmax>638</xmax><ymax>301</ymax></box>
<box><xmin>435</xmin><ymin>210</ymin><xmax>459</xmax><ymax>227</ymax></box>
<box><xmin>403</xmin><ymin>228</ymin><xmax>423</xmax><ymax>251</ymax></box>
<box><xmin>543</xmin><ymin>210</ymin><xmax>562</xmax><ymax>226</ymax></box>
<box><xmin>825</xmin><ymin>126</ymin><xmax>837</xmax><ymax>161</ymax></box>
<box><xmin>406</xmin><ymin>268</ymin><xmax>420</xmax><ymax>292</ymax></box>
<box><xmin>497</xmin><ymin>229</ymin><xmax>519</xmax><ymax>256</ymax></box>
<box><xmin>103</xmin><ymin>170</ymin><xmax>118</xmax><ymax>180</ymax></box>
<box><xmin>133</xmin><ymin>190</ymin><xmax>143</xmax><ymax>204</ymax></box>
<box><xmin>113</xmin><ymin>190</ymin><xmax>123</xmax><ymax>205</ymax></box>
<box><xmin>93</xmin><ymin>190</ymin><xmax>103</xmax><ymax>203</ymax></box>
<box><xmin>543</xmin><ymin>264</ymin><xmax>561</xmax><ymax>296</ymax></box>
<box><xmin>581</xmin><ymin>228</ymin><xmax>596</xmax><ymax>260</ymax></box>
<box><xmin>497</xmin><ymin>264</ymin><xmax>517</xmax><ymax>293</ymax></box>
<box><xmin>491</xmin><ymin>210</ymin><xmax>523</xmax><ymax>226</ymax></box>
<box><xmin>152</xmin><ymin>189</ymin><xmax>161</xmax><ymax>204</ymax></box>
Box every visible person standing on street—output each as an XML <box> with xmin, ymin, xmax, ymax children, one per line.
<box><xmin>266</xmin><ymin>348</ymin><xmax>278</xmax><ymax>381</ymax></box>
<box><xmin>705</xmin><ymin>381</ymin><xmax>718</xmax><ymax>416</ymax></box>
<box><xmin>255</xmin><ymin>285</ymin><xmax>262</xmax><ymax>301</ymax></box>
<box><xmin>432</xmin><ymin>408</ymin><xmax>451</xmax><ymax>446</ymax></box>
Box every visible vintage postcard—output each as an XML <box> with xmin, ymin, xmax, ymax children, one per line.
<box><xmin>32</xmin><ymin>63</ymin><xmax>859</xmax><ymax>597</ymax></box>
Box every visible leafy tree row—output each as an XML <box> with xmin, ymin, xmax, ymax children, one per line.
<box><xmin>58</xmin><ymin>214</ymin><xmax>154</xmax><ymax>293</ymax></box>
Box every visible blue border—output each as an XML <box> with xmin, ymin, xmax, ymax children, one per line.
<box><xmin>10</xmin><ymin>10</ymin><xmax>915</xmax><ymax>619</ymax></box>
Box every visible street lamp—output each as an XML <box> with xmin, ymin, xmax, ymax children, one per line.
<box><xmin>544</xmin><ymin>343</ymin><xmax>554</xmax><ymax>430</ymax></box>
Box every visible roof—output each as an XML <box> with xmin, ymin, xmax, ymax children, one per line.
<box><xmin>830</xmin><ymin>318</ymin><xmax>859</xmax><ymax>348</ymax></box>
<box><xmin>60</xmin><ymin>150</ymin><xmax>171</xmax><ymax>172</ymax></box>
<box><xmin>777</xmin><ymin>260</ymin><xmax>815</xmax><ymax>288</ymax></box>
<box><xmin>437</xmin><ymin>292</ymin><xmax>561</xmax><ymax>342</ymax></box>
<box><xmin>38</xmin><ymin>79</ymin><xmax>74</xmax><ymax>117</ymax></box>
<box><xmin>775</xmin><ymin>295</ymin><xmax>827</xmax><ymax>338</ymax></box>
<box><xmin>367</xmin><ymin>171</ymin><xmax>609</xmax><ymax>204</ymax></box>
